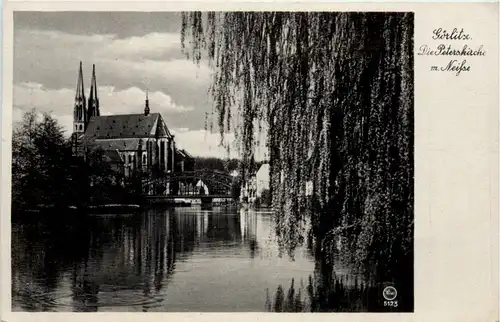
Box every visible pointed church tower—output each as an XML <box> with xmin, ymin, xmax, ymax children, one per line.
<box><xmin>144</xmin><ymin>89</ymin><xmax>150</xmax><ymax>116</ymax></box>
<box><xmin>73</xmin><ymin>61</ymin><xmax>87</xmax><ymax>134</ymax></box>
<box><xmin>88</xmin><ymin>64</ymin><xmax>100</xmax><ymax>118</ymax></box>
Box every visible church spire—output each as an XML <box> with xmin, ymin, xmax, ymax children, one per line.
<box><xmin>88</xmin><ymin>64</ymin><xmax>100</xmax><ymax>118</ymax></box>
<box><xmin>144</xmin><ymin>89</ymin><xmax>150</xmax><ymax>116</ymax></box>
<box><xmin>73</xmin><ymin>61</ymin><xmax>87</xmax><ymax>134</ymax></box>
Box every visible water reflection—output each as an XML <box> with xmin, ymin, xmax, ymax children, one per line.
<box><xmin>266</xmin><ymin>242</ymin><xmax>414</xmax><ymax>312</ymax></box>
<box><xmin>12</xmin><ymin>207</ymin><xmax>411</xmax><ymax>312</ymax></box>
<box><xmin>265</xmin><ymin>265</ymin><xmax>381</xmax><ymax>312</ymax></box>
<box><xmin>12</xmin><ymin>208</ymin><xmax>265</xmax><ymax>312</ymax></box>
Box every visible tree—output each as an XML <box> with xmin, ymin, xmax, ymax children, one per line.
<box><xmin>181</xmin><ymin>12</ymin><xmax>414</xmax><ymax>276</ymax></box>
<box><xmin>12</xmin><ymin>109</ymin><xmax>70</xmax><ymax>209</ymax></box>
<box><xmin>12</xmin><ymin>109</ymin><xmax>39</xmax><ymax>208</ymax></box>
<box><xmin>193</xmin><ymin>156</ymin><xmax>240</xmax><ymax>173</ymax></box>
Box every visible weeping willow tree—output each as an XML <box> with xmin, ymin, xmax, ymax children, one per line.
<box><xmin>181</xmin><ymin>12</ymin><xmax>414</xmax><ymax>278</ymax></box>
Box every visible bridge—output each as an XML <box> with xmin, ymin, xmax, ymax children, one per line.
<box><xmin>140</xmin><ymin>170</ymin><xmax>235</xmax><ymax>204</ymax></box>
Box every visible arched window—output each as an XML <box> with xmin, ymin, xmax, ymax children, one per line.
<box><xmin>143</xmin><ymin>154</ymin><xmax>147</xmax><ymax>165</ymax></box>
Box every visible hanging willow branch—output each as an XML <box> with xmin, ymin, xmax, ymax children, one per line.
<box><xmin>180</xmin><ymin>12</ymin><xmax>414</xmax><ymax>272</ymax></box>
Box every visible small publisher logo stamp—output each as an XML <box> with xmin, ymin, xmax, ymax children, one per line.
<box><xmin>382</xmin><ymin>286</ymin><xmax>397</xmax><ymax>301</ymax></box>
<box><xmin>382</xmin><ymin>286</ymin><xmax>398</xmax><ymax>307</ymax></box>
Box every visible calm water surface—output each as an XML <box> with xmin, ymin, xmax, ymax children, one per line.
<box><xmin>12</xmin><ymin>207</ymin><xmax>407</xmax><ymax>312</ymax></box>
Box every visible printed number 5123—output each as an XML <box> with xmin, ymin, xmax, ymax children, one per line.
<box><xmin>384</xmin><ymin>301</ymin><xmax>398</xmax><ymax>307</ymax></box>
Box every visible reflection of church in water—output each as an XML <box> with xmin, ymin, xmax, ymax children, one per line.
<box><xmin>71</xmin><ymin>61</ymin><xmax>194</xmax><ymax>177</ymax></box>
<box><xmin>70</xmin><ymin>210</ymin><xmax>258</xmax><ymax>311</ymax></box>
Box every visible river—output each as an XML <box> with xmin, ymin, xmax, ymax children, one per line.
<box><xmin>11</xmin><ymin>206</ymin><xmax>412</xmax><ymax>312</ymax></box>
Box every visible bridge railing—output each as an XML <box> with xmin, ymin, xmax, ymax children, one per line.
<box><xmin>139</xmin><ymin>170</ymin><xmax>234</xmax><ymax>197</ymax></box>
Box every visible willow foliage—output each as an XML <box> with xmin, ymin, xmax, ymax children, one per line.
<box><xmin>181</xmin><ymin>12</ymin><xmax>414</xmax><ymax>275</ymax></box>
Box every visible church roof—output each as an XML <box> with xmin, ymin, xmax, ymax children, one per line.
<box><xmin>176</xmin><ymin>148</ymin><xmax>194</xmax><ymax>160</ymax></box>
<box><xmin>94</xmin><ymin>138</ymin><xmax>142</xmax><ymax>151</ymax></box>
<box><xmin>102</xmin><ymin>150</ymin><xmax>123</xmax><ymax>163</ymax></box>
<box><xmin>84</xmin><ymin>113</ymin><xmax>173</xmax><ymax>140</ymax></box>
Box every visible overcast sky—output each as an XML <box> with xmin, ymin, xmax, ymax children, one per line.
<box><xmin>13</xmin><ymin>12</ymin><xmax>267</xmax><ymax>159</ymax></box>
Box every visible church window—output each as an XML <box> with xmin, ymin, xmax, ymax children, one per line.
<box><xmin>147</xmin><ymin>142</ymin><xmax>152</xmax><ymax>165</ymax></box>
<box><xmin>160</xmin><ymin>141</ymin><xmax>165</xmax><ymax>170</ymax></box>
<box><xmin>143</xmin><ymin>154</ymin><xmax>147</xmax><ymax>164</ymax></box>
<box><xmin>128</xmin><ymin>155</ymin><xmax>132</xmax><ymax>163</ymax></box>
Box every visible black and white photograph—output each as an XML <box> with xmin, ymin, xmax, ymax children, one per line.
<box><xmin>10</xmin><ymin>11</ymin><xmax>414</xmax><ymax>313</ymax></box>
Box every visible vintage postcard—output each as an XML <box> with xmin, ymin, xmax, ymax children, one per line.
<box><xmin>1</xmin><ymin>2</ymin><xmax>498</xmax><ymax>322</ymax></box>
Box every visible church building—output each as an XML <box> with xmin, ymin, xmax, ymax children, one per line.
<box><xmin>71</xmin><ymin>61</ymin><xmax>193</xmax><ymax>177</ymax></box>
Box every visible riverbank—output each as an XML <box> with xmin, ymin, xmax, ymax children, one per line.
<box><xmin>15</xmin><ymin>200</ymin><xmax>241</xmax><ymax>217</ymax></box>
<box><xmin>86</xmin><ymin>204</ymin><xmax>141</xmax><ymax>213</ymax></box>
<box><xmin>27</xmin><ymin>204</ymin><xmax>141</xmax><ymax>211</ymax></box>
<box><xmin>13</xmin><ymin>203</ymin><xmax>142</xmax><ymax>219</ymax></box>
